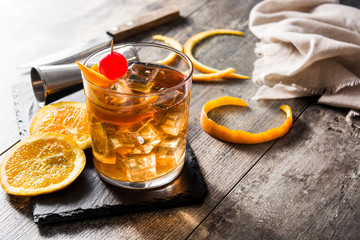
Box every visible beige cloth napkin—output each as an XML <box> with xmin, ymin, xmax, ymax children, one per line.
<box><xmin>249</xmin><ymin>0</ymin><xmax>360</xmax><ymax>110</ymax></box>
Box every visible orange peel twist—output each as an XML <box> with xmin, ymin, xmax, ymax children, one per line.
<box><xmin>184</xmin><ymin>29</ymin><xmax>249</xmax><ymax>80</ymax></box>
<box><xmin>200</xmin><ymin>96</ymin><xmax>293</xmax><ymax>144</ymax></box>
<box><xmin>152</xmin><ymin>35</ymin><xmax>183</xmax><ymax>65</ymax></box>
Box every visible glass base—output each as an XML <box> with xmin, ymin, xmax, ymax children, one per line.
<box><xmin>96</xmin><ymin>160</ymin><xmax>185</xmax><ymax>189</ymax></box>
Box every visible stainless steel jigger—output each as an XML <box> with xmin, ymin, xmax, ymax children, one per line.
<box><xmin>31</xmin><ymin>63</ymin><xmax>83</xmax><ymax>105</ymax></box>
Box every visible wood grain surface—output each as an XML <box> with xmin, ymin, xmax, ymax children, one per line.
<box><xmin>0</xmin><ymin>0</ymin><xmax>359</xmax><ymax>239</ymax></box>
<box><xmin>188</xmin><ymin>104</ymin><xmax>360</xmax><ymax>240</ymax></box>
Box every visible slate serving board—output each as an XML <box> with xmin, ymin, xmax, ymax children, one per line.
<box><xmin>12</xmin><ymin>82</ymin><xmax>207</xmax><ymax>225</ymax></box>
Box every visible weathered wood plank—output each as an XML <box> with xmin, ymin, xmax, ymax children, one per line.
<box><xmin>0</xmin><ymin>90</ymin><xmax>19</xmax><ymax>154</ymax></box>
<box><xmin>188</xmin><ymin>104</ymin><xmax>360</xmax><ymax>239</ymax></box>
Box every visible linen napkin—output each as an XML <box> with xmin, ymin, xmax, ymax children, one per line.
<box><xmin>249</xmin><ymin>0</ymin><xmax>360</xmax><ymax>110</ymax></box>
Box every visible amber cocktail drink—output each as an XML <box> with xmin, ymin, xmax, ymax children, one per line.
<box><xmin>81</xmin><ymin>43</ymin><xmax>193</xmax><ymax>189</ymax></box>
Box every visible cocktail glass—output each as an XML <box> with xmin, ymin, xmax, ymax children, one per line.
<box><xmin>81</xmin><ymin>42</ymin><xmax>193</xmax><ymax>189</ymax></box>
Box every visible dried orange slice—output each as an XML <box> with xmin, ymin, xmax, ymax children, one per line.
<box><xmin>77</xmin><ymin>61</ymin><xmax>113</xmax><ymax>88</ymax></box>
<box><xmin>200</xmin><ymin>96</ymin><xmax>293</xmax><ymax>144</ymax></box>
<box><xmin>184</xmin><ymin>29</ymin><xmax>249</xmax><ymax>79</ymax></box>
<box><xmin>0</xmin><ymin>133</ymin><xmax>86</xmax><ymax>196</ymax></box>
<box><xmin>152</xmin><ymin>35</ymin><xmax>183</xmax><ymax>65</ymax></box>
<box><xmin>30</xmin><ymin>102</ymin><xmax>91</xmax><ymax>149</ymax></box>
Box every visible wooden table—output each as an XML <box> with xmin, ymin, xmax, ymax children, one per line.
<box><xmin>1</xmin><ymin>0</ymin><xmax>359</xmax><ymax>239</ymax></box>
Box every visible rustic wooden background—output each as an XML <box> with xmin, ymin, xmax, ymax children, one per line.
<box><xmin>0</xmin><ymin>0</ymin><xmax>359</xmax><ymax>239</ymax></box>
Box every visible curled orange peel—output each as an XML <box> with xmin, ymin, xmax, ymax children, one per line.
<box><xmin>193</xmin><ymin>68</ymin><xmax>235</xmax><ymax>81</ymax></box>
<box><xmin>91</xmin><ymin>62</ymin><xmax>100</xmax><ymax>72</ymax></box>
<box><xmin>184</xmin><ymin>29</ymin><xmax>249</xmax><ymax>80</ymax></box>
<box><xmin>152</xmin><ymin>35</ymin><xmax>183</xmax><ymax>65</ymax></box>
<box><xmin>77</xmin><ymin>61</ymin><xmax>113</xmax><ymax>88</ymax></box>
<box><xmin>153</xmin><ymin>33</ymin><xmax>240</xmax><ymax>81</ymax></box>
<box><xmin>200</xmin><ymin>96</ymin><xmax>293</xmax><ymax>144</ymax></box>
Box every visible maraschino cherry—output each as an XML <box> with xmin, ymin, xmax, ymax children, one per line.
<box><xmin>99</xmin><ymin>41</ymin><xmax>128</xmax><ymax>80</ymax></box>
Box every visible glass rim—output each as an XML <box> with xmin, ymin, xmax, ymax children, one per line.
<box><xmin>82</xmin><ymin>42</ymin><xmax>194</xmax><ymax>97</ymax></box>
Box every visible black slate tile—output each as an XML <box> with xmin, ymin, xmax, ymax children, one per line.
<box><xmin>32</xmin><ymin>143</ymin><xmax>207</xmax><ymax>224</ymax></box>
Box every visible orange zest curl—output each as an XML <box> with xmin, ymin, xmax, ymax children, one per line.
<box><xmin>200</xmin><ymin>96</ymin><xmax>293</xmax><ymax>144</ymax></box>
<box><xmin>193</xmin><ymin>68</ymin><xmax>235</xmax><ymax>81</ymax></box>
<box><xmin>152</xmin><ymin>35</ymin><xmax>183</xmax><ymax>65</ymax></box>
<box><xmin>77</xmin><ymin>61</ymin><xmax>113</xmax><ymax>88</ymax></box>
<box><xmin>184</xmin><ymin>29</ymin><xmax>249</xmax><ymax>80</ymax></box>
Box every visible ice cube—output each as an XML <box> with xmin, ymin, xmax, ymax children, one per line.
<box><xmin>125</xmin><ymin>63</ymin><xmax>159</xmax><ymax>93</ymax></box>
<box><xmin>155</xmin><ymin>137</ymin><xmax>186</xmax><ymax>175</ymax></box>
<box><xmin>104</xmin><ymin>92</ymin><xmax>129</xmax><ymax>105</ymax></box>
<box><xmin>156</xmin><ymin>137</ymin><xmax>185</xmax><ymax>161</ymax></box>
<box><xmin>90</xmin><ymin>115</ymin><xmax>115</xmax><ymax>163</ymax></box>
<box><xmin>161</xmin><ymin>114</ymin><xmax>187</xmax><ymax>136</ymax></box>
<box><xmin>116</xmin><ymin>153</ymin><xmax>157</xmax><ymax>182</ymax></box>
<box><xmin>111</xmin><ymin>131</ymin><xmax>144</xmax><ymax>155</ymax></box>
<box><xmin>108</xmin><ymin>78</ymin><xmax>134</xmax><ymax>97</ymax></box>
<box><xmin>137</xmin><ymin>123</ymin><xmax>161</xmax><ymax>153</ymax></box>
<box><xmin>111</xmin><ymin>122</ymin><xmax>160</xmax><ymax>155</ymax></box>
<box><xmin>154</xmin><ymin>90</ymin><xmax>184</xmax><ymax>110</ymax></box>
<box><xmin>160</xmin><ymin>100</ymin><xmax>188</xmax><ymax>136</ymax></box>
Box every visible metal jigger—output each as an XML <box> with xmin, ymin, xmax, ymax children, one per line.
<box><xmin>31</xmin><ymin>63</ymin><xmax>83</xmax><ymax>106</ymax></box>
